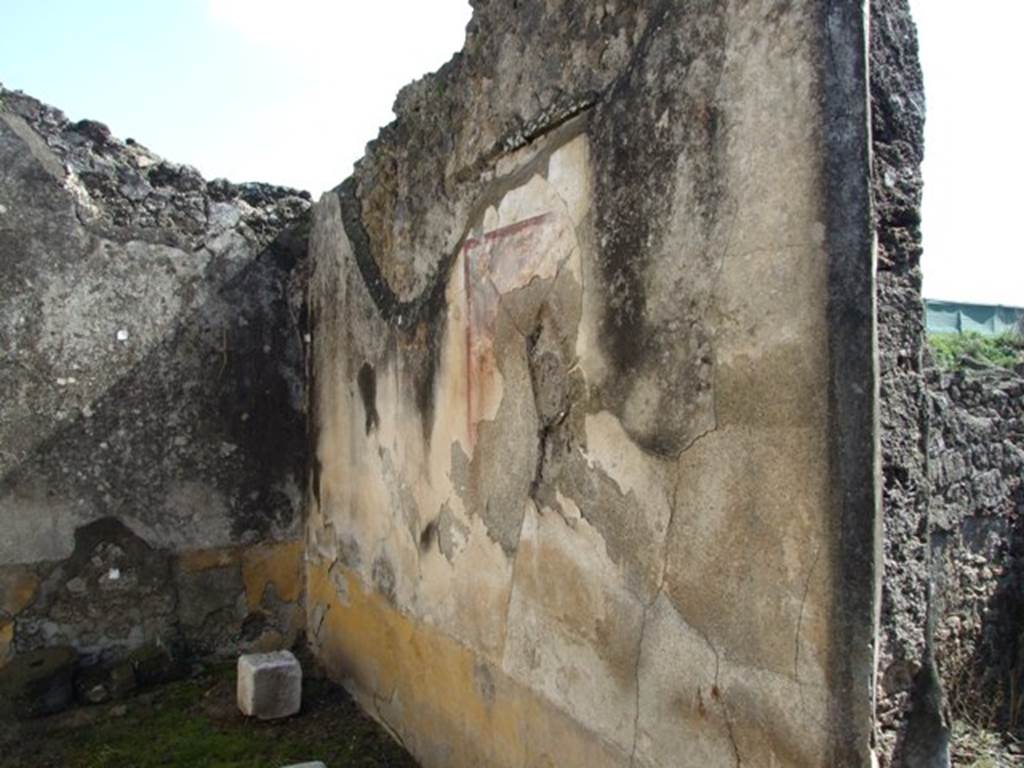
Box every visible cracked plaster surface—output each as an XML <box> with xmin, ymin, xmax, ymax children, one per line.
<box><xmin>305</xmin><ymin>2</ymin><xmax>849</xmax><ymax>763</ymax></box>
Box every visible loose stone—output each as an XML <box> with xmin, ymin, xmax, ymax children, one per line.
<box><xmin>237</xmin><ymin>650</ymin><xmax>302</xmax><ymax>720</ymax></box>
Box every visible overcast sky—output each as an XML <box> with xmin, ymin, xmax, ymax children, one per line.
<box><xmin>1</xmin><ymin>1</ymin><xmax>1019</xmax><ymax>306</ymax></box>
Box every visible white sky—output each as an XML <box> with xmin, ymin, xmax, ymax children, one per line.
<box><xmin>910</xmin><ymin>0</ymin><xmax>1023</xmax><ymax>306</ymax></box>
<box><xmin>1</xmin><ymin>1</ymin><xmax>1019</xmax><ymax>307</ymax></box>
<box><xmin>201</xmin><ymin>0</ymin><xmax>474</xmax><ymax>194</ymax></box>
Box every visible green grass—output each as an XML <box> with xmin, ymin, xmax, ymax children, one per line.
<box><xmin>929</xmin><ymin>332</ymin><xmax>1024</xmax><ymax>371</ymax></box>
<box><xmin>1</xmin><ymin>664</ymin><xmax>417</xmax><ymax>768</ymax></box>
<box><xmin>69</xmin><ymin>683</ymin><xmax>260</xmax><ymax>768</ymax></box>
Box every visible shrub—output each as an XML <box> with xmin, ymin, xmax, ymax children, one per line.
<box><xmin>929</xmin><ymin>332</ymin><xmax>1024</xmax><ymax>371</ymax></box>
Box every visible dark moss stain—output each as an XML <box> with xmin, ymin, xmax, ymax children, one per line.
<box><xmin>357</xmin><ymin>362</ymin><xmax>380</xmax><ymax>435</ymax></box>
<box><xmin>334</xmin><ymin>117</ymin><xmax>589</xmax><ymax>447</ymax></box>
<box><xmin>336</xmin><ymin>178</ymin><xmax>453</xmax><ymax>331</ymax></box>
<box><xmin>335</xmin><ymin>535</ymin><xmax>362</xmax><ymax>570</ymax></box>
<box><xmin>473</xmin><ymin>660</ymin><xmax>496</xmax><ymax>706</ymax></box>
<box><xmin>217</xmin><ymin>226</ymin><xmax>308</xmax><ymax>540</ymax></box>
<box><xmin>336</xmin><ymin>178</ymin><xmax>453</xmax><ymax>443</ymax></box>
<box><xmin>590</xmin><ymin>0</ymin><xmax>728</xmax><ymax>457</ymax></box>
<box><xmin>0</xmin><ymin>210</ymin><xmax>309</xmax><ymax>550</ymax></box>
<box><xmin>404</xmin><ymin>319</ymin><xmax>443</xmax><ymax>443</ymax></box>
<box><xmin>821</xmin><ymin>0</ymin><xmax>885</xmax><ymax>764</ymax></box>
<box><xmin>308</xmin><ymin>314</ymin><xmax>322</xmax><ymax>511</ymax></box>
<box><xmin>591</xmin><ymin>3</ymin><xmax>671</xmax><ymax>374</ymax></box>
<box><xmin>239</xmin><ymin>612</ymin><xmax>268</xmax><ymax>642</ymax></box>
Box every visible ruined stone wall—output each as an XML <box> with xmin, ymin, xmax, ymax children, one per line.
<box><xmin>306</xmin><ymin>1</ymin><xmax>877</xmax><ymax>766</ymax></box>
<box><xmin>928</xmin><ymin>365</ymin><xmax>1024</xmax><ymax>734</ymax></box>
<box><xmin>869</xmin><ymin>0</ymin><xmax>933</xmax><ymax>761</ymax></box>
<box><xmin>0</xmin><ymin>87</ymin><xmax>309</xmax><ymax>666</ymax></box>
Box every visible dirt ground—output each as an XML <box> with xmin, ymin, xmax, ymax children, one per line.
<box><xmin>0</xmin><ymin>663</ymin><xmax>418</xmax><ymax>768</ymax></box>
<box><xmin>952</xmin><ymin>720</ymin><xmax>1024</xmax><ymax>768</ymax></box>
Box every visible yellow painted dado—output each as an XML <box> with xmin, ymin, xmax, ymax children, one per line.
<box><xmin>178</xmin><ymin>541</ymin><xmax>305</xmax><ymax>653</ymax></box>
<box><xmin>0</xmin><ymin>567</ymin><xmax>39</xmax><ymax>617</ymax></box>
<box><xmin>177</xmin><ymin>547</ymin><xmax>238</xmax><ymax>573</ymax></box>
<box><xmin>0</xmin><ymin>620</ymin><xmax>13</xmax><ymax>667</ymax></box>
<box><xmin>306</xmin><ymin>560</ymin><xmax>628</xmax><ymax>768</ymax></box>
<box><xmin>241</xmin><ymin>540</ymin><xmax>305</xmax><ymax>610</ymax></box>
<box><xmin>0</xmin><ymin>567</ymin><xmax>39</xmax><ymax>669</ymax></box>
<box><xmin>176</xmin><ymin>540</ymin><xmax>304</xmax><ymax>611</ymax></box>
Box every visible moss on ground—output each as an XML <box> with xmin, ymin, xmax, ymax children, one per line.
<box><xmin>929</xmin><ymin>332</ymin><xmax>1024</xmax><ymax>371</ymax></box>
<box><xmin>0</xmin><ymin>663</ymin><xmax>417</xmax><ymax>768</ymax></box>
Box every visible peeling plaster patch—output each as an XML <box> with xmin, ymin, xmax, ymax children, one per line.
<box><xmin>415</xmin><ymin>511</ymin><xmax>517</xmax><ymax>662</ymax></box>
<box><xmin>305</xmin><ymin>5</ymin><xmax>852</xmax><ymax>755</ymax></box>
<box><xmin>461</xmin><ymin>211</ymin><xmax>565</xmax><ymax>444</ymax></box>
<box><xmin>581</xmin><ymin>411</ymin><xmax>671</xmax><ymax>523</ymax></box>
<box><xmin>327</xmin><ymin>561</ymin><xmax>351</xmax><ymax>606</ymax></box>
<box><xmin>568</xmin><ymin>464</ymin><xmax>656</xmax><ymax>598</ymax></box>
<box><xmin>371</xmin><ymin>555</ymin><xmax>397</xmax><ymax>605</ymax></box>
<box><xmin>449</xmin><ymin>442</ymin><xmax>472</xmax><ymax>501</ymax></box>
<box><xmin>501</xmin><ymin>505</ymin><xmax>642</xmax><ymax>751</ymax></box>
<box><xmin>436</xmin><ymin>500</ymin><xmax>469</xmax><ymax>563</ymax></box>
<box><xmin>544</xmin><ymin>135</ymin><xmax>592</xmax><ymax>227</ymax></box>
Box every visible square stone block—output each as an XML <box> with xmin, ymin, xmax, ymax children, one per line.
<box><xmin>237</xmin><ymin>650</ymin><xmax>301</xmax><ymax>720</ymax></box>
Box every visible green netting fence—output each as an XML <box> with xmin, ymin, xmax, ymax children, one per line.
<box><xmin>925</xmin><ymin>299</ymin><xmax>1024</xmax><ymax>337</ymax></box>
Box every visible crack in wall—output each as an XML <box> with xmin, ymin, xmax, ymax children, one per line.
<box><xmin>498</xmin><ymin>498</ymin><xmax>531</xmax><ymax>662</ymax></box>
<box><xmin>627</xmin><ymin>599</ymin><xmax>650</xmax><ymax>768</ymax></box>
<box><xmin>371</xmin><ymin>687</ymin><xmax>409</xmax><ymax>754</ymax></box>
<box><xmin>691</xmin><ymin>619</ymin><xmax>743</xmax><ymax>768</ymax></box>
<box><xmin>794</xmin><ymin>544</ymin><xmax>823</xmax><ymax>685</ymax></box>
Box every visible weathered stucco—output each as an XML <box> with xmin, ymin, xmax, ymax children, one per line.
<box><xmin>307</xmin><ymin>1</ymin><xmax>877</xmax><ymax>765</ymax></box>
<box><xmin>0</xmin><ymin>0</ymin><xmax>958</xmax><ymax>761</ymax></box>
<box><xmin>0</xmin><ymin>86</ymin><xmax>309</xmax><ymax>663</ymax></box>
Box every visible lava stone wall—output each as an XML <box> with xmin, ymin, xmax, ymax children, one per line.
<box><xmin>929</xmin><ymin>365</ymin><xmax>1024</xmax><ymax>734</ymax></box>
<box><xmin>869</xmin><ymin>0</ymin><xmax>934</xmax><ymax>762</ymax></box>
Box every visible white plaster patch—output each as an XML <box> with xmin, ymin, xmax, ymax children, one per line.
<box><xmin>545</xmin><ymin>134</ymin><xmax>592</xmax><ymax>227</ymax></box>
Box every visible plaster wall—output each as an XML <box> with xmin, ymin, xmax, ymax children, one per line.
<box><xmin>307</xmin><ymin>1</ymin><xmax>876</xmax><ymax>765</ymax></box>
<box><xmin>0</xmin><ymin>87</ymin><xmax>309</xmax><ymax>663</ymax></box>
